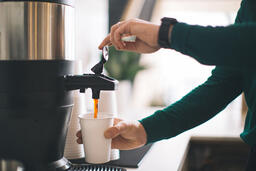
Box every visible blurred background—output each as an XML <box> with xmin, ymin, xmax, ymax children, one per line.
<box><xmin>75</xmin><ymin>0</ymin><xmax>245</xmax><ymax>125</ymax></box>
<box><xmin>66</xmin><ymin>1</ymin><xmax>249</xmax><ymax>168</ymax></box>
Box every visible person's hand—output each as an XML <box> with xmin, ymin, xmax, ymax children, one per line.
<box><xmin>98</xmin><ymin>19</ymin><xmax>160</xmax><ymax>54</ymax></box>
<box><xmin>76</xmin><ymin>118</ymin><xmax>147</xmax><ymax>150</ymax></box>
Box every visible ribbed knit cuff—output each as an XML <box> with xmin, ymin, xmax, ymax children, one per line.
<box><xmin>240</xmin><ymin>130</ymin><xmax>256</xmax><ymax>147</ymax></box>
<box><xmin>170</xmin><ymin>22</ymin><xmax>191</xmax><ymax>54</ymax></box>
<box><xmin>139</xmin><ymin>110</ymin><xmax>166</xmax><ymax>144</ymax></box>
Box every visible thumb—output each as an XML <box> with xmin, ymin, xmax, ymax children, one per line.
<box><xmin>104</xmin><ymin>122</ymin><xmax>127</xmax><ymax>139</ymax></box>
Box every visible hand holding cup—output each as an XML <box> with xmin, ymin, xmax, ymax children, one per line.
<box><xmin>77</xmin><ymin>118</ymin><xmax>147</xmax><ymax>151</ymax></box>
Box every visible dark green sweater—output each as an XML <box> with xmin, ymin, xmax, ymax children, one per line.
<box><xmin>140</xmin><ymin>0</ymin><xmax>256</xmax><ymax>146</ymax></box>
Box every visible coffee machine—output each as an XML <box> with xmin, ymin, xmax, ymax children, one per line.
<box><xmin>0</xmin><ymin>0</ymin><xmax>124</xmax><ymax>170</ymax></box>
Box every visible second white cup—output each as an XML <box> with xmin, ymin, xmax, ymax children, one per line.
<box><xmin>79</xmin><ymin>113</ymin><xmax>114</xmax><ymax>164</ymax></box>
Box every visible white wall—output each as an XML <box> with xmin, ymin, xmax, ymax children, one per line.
<box><xmin>132</xmin><ymin>0</ymin><xmax>241</xmax><ymax>107</ymax></box>
<box><xmin>74</xmin><ymin>0</ymin><xmax>108</xmax><ymax>111</ymax></box>
<box><xmin>75</xmin><ymin>0</ymin><xmax>108</xmax><ymax>72</ymax></box>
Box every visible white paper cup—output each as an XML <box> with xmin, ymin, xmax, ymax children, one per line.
<box><xmin>79</xmin><ymin>113</ymin><xmax>114</xmax><ymax>164</ymax></box>
<box><xmin>98</xmin><ymin>91</ymin><xmax>120</xmax><ymax>161</ymax></box>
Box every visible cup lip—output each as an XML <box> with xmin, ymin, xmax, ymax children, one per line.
<box><xmin>78</xmin><ymin>113</ymin><xmax>114</xmax><ymax>120</ymax></box>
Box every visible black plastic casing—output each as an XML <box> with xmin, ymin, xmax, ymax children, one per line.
<box><xmin>0</xmin><ymin>60</ymin><xmax>75</xmax><ymax>171</ymax></box>
<box><xmin>0</xmin><ymin>60</ymin><xmax>118</xmax><ymax>171</ymax></box>
<box><xmin>65</xmin><ymin>74</ymin><xmax>118</xmax><ymax>99</ymax></box>
<box><xmin>0</xmin><ymin>0</ymin><xmax>74</xmax><ymax>7</ymax></box>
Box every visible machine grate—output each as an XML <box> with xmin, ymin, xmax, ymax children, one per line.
<box><xmin>67</xmin><ymin>164</ymin><xmax>126</xmax><ymax>171</ymax></box>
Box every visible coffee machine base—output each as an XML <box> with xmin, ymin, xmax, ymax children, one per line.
<box><xmin>67</xmin><ymin>164</ymin><xmax>126</xmax><ymax>171</ymax></box>
<box><xmin>48</xmin><ymin>157</ymin><xmax>126</xmax><ymax>171</ymax></box>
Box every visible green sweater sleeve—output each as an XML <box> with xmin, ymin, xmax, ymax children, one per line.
<box><xmin>170</xmin><ymin>22</ymin><xmax>256</xmax><ymax>66</ymax></box>
<box><xmin>140</xmin><ymin>67</ymin><xmax>242</xmax><ymax>143</ymax></box>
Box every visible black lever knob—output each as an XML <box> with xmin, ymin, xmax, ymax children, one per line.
<box><xmin>91</xmin><ymin>46</ymin><xmax>109</xmax><ymax>74</ymax></box>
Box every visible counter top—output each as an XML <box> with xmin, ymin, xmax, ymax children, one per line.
<box><xmin>120</xmin><ymin>105</ymin><xmax>244</xmax><ymax>171</ymax></box>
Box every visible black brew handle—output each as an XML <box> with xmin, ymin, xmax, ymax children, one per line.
<box><xmin>63</xmin><ymin>74</ymin><xmax>118</xmax><ymax>99</ymax></box>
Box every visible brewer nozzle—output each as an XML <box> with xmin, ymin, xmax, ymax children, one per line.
<box><xmin>92</xmin><ymin>89</ymin><xmax>100</xmax><ymax>99</ymax></box>
<box><xmin>65</xmin><ymin>46</ymin><xmax>118</xmax><ymax>99</ymax></box>
<box><xmin>64</xmin><ymin>74</ymin><xmax>118</xmax><ymax>99</ymax></box>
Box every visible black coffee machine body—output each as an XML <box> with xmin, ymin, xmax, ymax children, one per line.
<box><xmin>0</xmin><ymin>1</ymin><xmax>117</xmax><ymax>170</ymax></box>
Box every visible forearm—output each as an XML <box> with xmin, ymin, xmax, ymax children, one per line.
<box><xmin>169</xmin><ymin>22</ymin><xmax>256</xmax><ymax>66</ymax></box>
<box><xmin>140</xmin><ymin>67</ymin><xmax>242</xmax><ymax>143</ymax></box>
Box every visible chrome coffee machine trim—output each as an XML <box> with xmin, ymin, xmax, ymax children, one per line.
<box><xmin>48</xmin><ymin>158</ymin><xmax>71</xmax><ymax>171</ymax></box>
<box><xmin>0</xmin><ymin>0</ymin><xmax>75</xmax><ymax>7</ymax></box>
<box><xmin>0</xmin><ymin>1</ymin><xmax>74</xmax><ymax>60</ymax></box>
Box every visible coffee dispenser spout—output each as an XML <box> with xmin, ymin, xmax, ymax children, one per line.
<box><xmin>64</xmin><ymin>74</ymin><xmax>118</xmax><ymax>99</ymax></box>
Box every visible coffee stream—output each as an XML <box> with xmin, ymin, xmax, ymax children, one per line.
<box><xmin>91</xmin><ymin>37</ymin><xmax>136</xmax><ymax>119</ymax></box>
<box><xmin>93</xmin><ymin>99</ymin><xmax>99</xmax><ymax>118</ymax></box>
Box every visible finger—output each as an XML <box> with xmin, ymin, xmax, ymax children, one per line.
<box><xmin>76</xmin><ymin>130</ymin><xmax>82</xmax><ymax>137</ymax></box>
<box><xmin>111</xmin><ymin>136</ymin><xmax>130</xmax><ymax>150</ymax></box>
<box><xmin>104</xmin><ymin>121</ymin><xmax>127</xmax><ymax>139</ymax></box>
<box><xmin>114</xmin><ymin>22</ymin><xmax>132</xmax><ymax>49</ymax></box>
<box><xmin>76</xmin><ymin>138</ymin><xmax>83</xmax><ymax>144</ymax></box>
<box><xmin>98</xmin><ymin>34</ymin><xmax>111</xmax><ymax>49</ymax></box>
<box><xmin>104</xmin><ymin>126</ymin><xmax>120</xmax><ymax>139</ymax></box>
<box><xmin>111</xmin><ymin>135</ymin><xmax>142</xmax><ymax>150</ymax></box>
<box><xmin>104</xmin><ymin>118</ymin><xmax>123</xmax><ymax>139</ymax></box>
<box><xmin>110</xmin><ymin>22</ymin><xmax>124</xmax><ymax>49</ymax></box>
<box><xmin>114</xmin><ymin>118</ymin><xmax>123</xmax><ymax>125</ymax></box>
<box><xmin>113</xmin><ymin>30</ymin><xmax>123</xmax><ymax>49</ymax></box>
<box><xmin>120</xmin><ymin>39</ymin><xmax>158</xmax><ymax>53</ymax></box>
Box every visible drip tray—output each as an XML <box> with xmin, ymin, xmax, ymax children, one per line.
<box><xmin>71</xmin><ymin>144</ymin><xmax>153</xmax><ymax>168</ymax></box>
<box><xmin>68</xmin><ymin>164</ymin><xmax>126</xmax><ymax>171</ymax></box>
